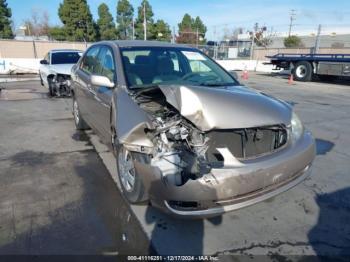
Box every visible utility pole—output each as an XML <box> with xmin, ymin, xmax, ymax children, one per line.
<box><xmin>250</xmin><ymin>23</ymin><xmax>258</xmax><ymax>60</ymax></box>
<box><xmin>250</xmin><ymin>32</ymin><xmax>254</xmax><ymax>60</ymax></box>
<box><xmin>288</xmin><ymin>9</ymin><xmax>296</xmax><ymax>37</ymax></box>
<box><xmin>213</xmin><ymin>25</ymin><xmax>217</xmax><ymax>59</ymax></box>
<box><xmin>196</xmin><ymin>27</ymin><xmax>199</xmax><ymax>47</ymax></box>
<box><xmin>314</xmin><ymin>24</ymin><xmax>322</xmax><ymax>54</ymax></box>
<box><xmin>143</xmin><ymin>3</ymin><xmax>147</xmax><ymax>41</ymax></box>
<box><xmin>172</xmin><ymin>26</ymin><xmax>175</xmax><ymax>43</ymax></box>
<box><xmin>132</xmin><ymin>19</ymin><xmax>135</xmax><ymax>40</ymax></box>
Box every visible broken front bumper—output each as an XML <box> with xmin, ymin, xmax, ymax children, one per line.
<box><xmin>134</xmin><ymin>131</ymin><xmax>316</xmax><ymax>218</ymax></box>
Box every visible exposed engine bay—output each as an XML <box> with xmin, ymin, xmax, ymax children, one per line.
<box><xmin>51</xmin><ymin>74</ymin><xmax>72</xmax><ymax>97</ymax></box>
<box><xmin>131</xmin><ymin>86</ymin><xmax>288</xmax><ymax>187</ymax></box>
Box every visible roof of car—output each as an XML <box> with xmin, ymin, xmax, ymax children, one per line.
<box><xmin>50</xmin><ymin>49</ymin><xmax>82</xmax><ymax>53</ymax></box>
<box><xmin>108</xmin><ymin>40</ymin><xmax>195</xmax><ymax>49</ymax></box>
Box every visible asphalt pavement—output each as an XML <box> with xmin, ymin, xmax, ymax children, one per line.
<box><xmin>0</xmin><ymin>81</ymin><xmax>150</xmax><ymax>255</ymax></box>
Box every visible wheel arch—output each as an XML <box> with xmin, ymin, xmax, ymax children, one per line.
<box><xmin>47</xmin><ymin>74</ymin><xmax>55</xmax><ymax>81</ymax></box>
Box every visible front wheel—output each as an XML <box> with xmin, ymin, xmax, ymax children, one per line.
<box><xmin>115</xmin><ymin>144</ymin><xmax>148</xmax><ymax>203</ymax></box>
<box><xmin>39</xmin><ymin>73</ymin><xmax>44</xmax><ymax>86</ymax></box>
<box><xmin>48</xmin><ymin>78</ymin><xmax>54</xmax><ymax>97</ymax></box>
<box><xmin>293</xmin><ymin>61</ymin><xmax>313</xmax><ymax>82</ymax></box>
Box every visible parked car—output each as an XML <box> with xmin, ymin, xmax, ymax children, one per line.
<box><xmin>39</xmin><ymin>49</ymin><xmax>82</xmax><ymax>97</ymax></box>
<box><xmin>71</xmin><ymin>40</ymin><xmax>316</xmax><ymax>218</ymax></box>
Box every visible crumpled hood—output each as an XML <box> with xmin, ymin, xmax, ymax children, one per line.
<box><xmin>159</xmin><ymin>85</ymin><xmax>292</xmax><ymax>131</ymax></box>
<box><xmin>49</xmin><ymin>64</ymin><xmax>75</xmax><ymax>75</ymax></box>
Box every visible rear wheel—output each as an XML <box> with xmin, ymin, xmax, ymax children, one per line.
<box><xmin>73</xmin><ymin>96</ymin><xmax>89</xmax><ymax>130</ymax></box>
<box><xmin>293</xmin><ymin>61</ymin><xmax>313</xmax><ymax>82</ymax></box>
<box><xmin>115</xmin><ymin>144</ymin><xmax>148</xmax><ymax>203</ymax></box>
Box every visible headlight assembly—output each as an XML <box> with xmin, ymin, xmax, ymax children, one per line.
<box><xmin>291</xmin><ymin>111</ymin><xmax>304</xmax><ymax>142</ymax></box>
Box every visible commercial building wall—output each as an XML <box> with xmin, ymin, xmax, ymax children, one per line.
<box><xmin>0</xmin><ymin>40</ymin><xmax>88</xmax><ymax>59</ymax></box>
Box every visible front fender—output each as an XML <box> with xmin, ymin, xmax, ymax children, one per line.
<box><xmin>114</xmin><ymin>87</ymin><xmax>154</xmax><ymax>152</ymax></box>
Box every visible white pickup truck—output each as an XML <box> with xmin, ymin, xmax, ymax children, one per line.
<box><xmin>39</xmin><ymin>49</ymin><xmax>82</xmax><ymax>97</ymax></box>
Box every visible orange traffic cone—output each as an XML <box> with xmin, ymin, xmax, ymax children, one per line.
<box><xmin>288</xmin><ymin>74</ymin><xmax>294</xmax><ymax>85</ymax></box>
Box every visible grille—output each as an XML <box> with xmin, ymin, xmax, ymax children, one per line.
<box><xmin>206</xmin><ymin>125</ymin><xmax>287</xmax><ymax>162</ymax></box>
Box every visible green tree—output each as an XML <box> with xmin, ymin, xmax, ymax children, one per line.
<box><xmin>135</xmin><ymin>0</ymin><xmax>154</xmax><ymax>40</ymax></box>
<box><xmin>284</xmin><ymin>35</ymin><xmax>303</xmax><ymax>48</ymax></box>
<box><xmin>193</xmin><ymin>16</ymin><xmax>207</xmax><ymax>44</ymax></box>
<box><xmin>58</xmin><ymin>0</ymin><xmax>97</xmax><ymax>42</ymax></box>
<box><xmin>97</xmin><ymin>3</ymin><xmax>117</xmax><ymax>40</ymax></box>
<box><xmin>48</xmin><ymin>26</ymin><xmax>67</xmax><ymax>41</ymax></box>
<box><xmin>116</xmin><ymin>0</ymin><xmax>134</xmax><ymax>40</ymax></box>
<box><xmin>177</xmin><ymin>14</ymin><xmax>207</xmax><ymax>44</ymax></box>
<box><xmin>178</xmin><ymin>13</ymin><xmax>193</xmax><ymax>32</ymax></box>
<box><xmin>0</xmin><ymin>0</ymin><xmax>14</xmax><ymax>39</ymax></box>
<box><xmin>152</xmin><ymin>19</ymin><xmax>171</xmax><ymax>42</ymax></box>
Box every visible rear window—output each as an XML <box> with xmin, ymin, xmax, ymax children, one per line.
<box><xmin>51</xmin><ymin>52</ymin><xmax>82</xmax><ymax>65</ymax></box>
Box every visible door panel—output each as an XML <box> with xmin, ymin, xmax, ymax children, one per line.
<box><xmin>74</xmin><ymin>46</ymin><xmax>101</xmax><ymax>127</ymax></box>
<box><xmin>89</xmin><ymin>46</ymin><xmax>116</xmax><ymax>140</ymax></box>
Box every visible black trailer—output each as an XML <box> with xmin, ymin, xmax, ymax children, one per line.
<box><xmin>266</xmin><ymin>53</ymin><xmax>350</xmax><ymax>82</ymax></box>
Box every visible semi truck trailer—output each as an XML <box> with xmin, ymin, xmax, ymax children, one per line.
<box><xmin>266</xmin><ymin>53</ymin><xmax>350</xmax><ymax>82</ymax></box>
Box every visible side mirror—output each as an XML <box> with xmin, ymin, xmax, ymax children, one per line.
<box><xmin>40</xmin><ymin>60</ymin><xmax>48</xmax><ymax>65</ymax></box>
<box><xmin>91</xmin><ymin>75</ymin><xmax>115</xmax><ymax>88</ymax></box>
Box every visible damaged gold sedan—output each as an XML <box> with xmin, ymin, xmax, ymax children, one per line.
<box><xmin>71</xmin><ymin>41</ymin><xmax>316</xmax><ymax>218</ymax></box>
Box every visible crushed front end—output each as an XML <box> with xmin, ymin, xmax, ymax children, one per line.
<box><xmin>117</xmin><ymin>85</ymin><xmax>316</xmax><ymax>218</ymax></box>
<box><xmin>51</xmin><ymin>74</ymin><xmax>72</xmax><ymax>97</ymax></box>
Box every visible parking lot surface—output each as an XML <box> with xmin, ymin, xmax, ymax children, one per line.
<box><xmin>0</xmin><ymin>73</ymin><xmax>349</xmax><ymax>257</ymax></box>
<box><xmin>0</xmin><ymin>81</ymin><xmax>150</xmax><ymax>255</ymax></box>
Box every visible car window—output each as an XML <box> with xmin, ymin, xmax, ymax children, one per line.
<box><xmin>95</xmin><ymin>46</ymin><xmax>116</xmax><ymax>82</ymax></box>
<box><xmin>80</xmin><ymin>46</ymin><xmax>101</xmax><ymax>74</ymax></box>
<box><xmin>189</xmin><ymin>60</ymin><xmax>211</xmax><ymax>73</ymax></box>
<box><xmin>122</xmin><ymin>50</ymin><xmax>150</xmax><ymax>64</ymax></box>
<box><xmin>121</xmin><ymin>47</ymin><xmax>238</xmax><ymax>88</ymax></box>
<box><xmin>51</xmin><ymin>52</ymin><xmax>81</xmax><ymax>65</ymax></box>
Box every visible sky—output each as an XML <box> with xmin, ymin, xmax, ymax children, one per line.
<box><xmin>7</xmin><ymin>0</ymin><xmax>350</xmax><ymax>39</ymax></box>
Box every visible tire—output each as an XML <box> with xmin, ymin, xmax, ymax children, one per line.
<box><xmin>293</xmin><ymin>61</ymin><xmax>313</xmax><ymax>82</ymax></box>
<box><xmin>73</xmin><ymin>96</ymin><xmax>89</xmax><ymax>130</ymax></box>
<box><xmin>48</xmin><ymin>78</ymin><xmax>54</xmax><ymax>97</ymax></box>
<box><xmin>39</xmin><ymin>73</ymin><xmax>44</xmax><ymax>86</ymax></box>
<box><xmin>115</xmin><ymin>144</ymin><xmax>148</xmax><ymax>203</ymax></box>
